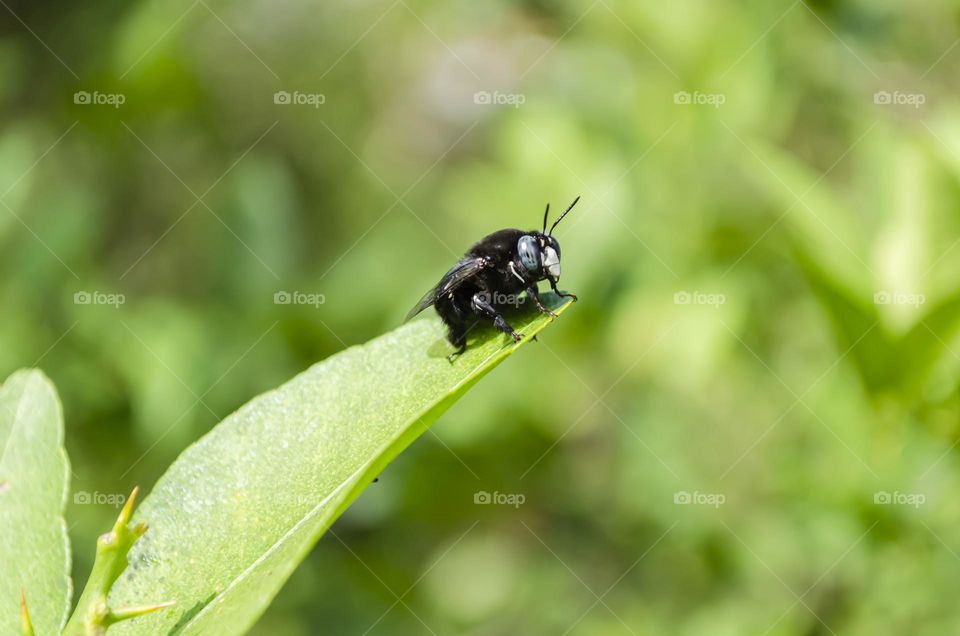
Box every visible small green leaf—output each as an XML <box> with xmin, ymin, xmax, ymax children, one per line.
<box><xmin>108</xmin><ymin>296</ymin><xmax>574</xmax><ymax>635</ymax></box>
<box><xmin>0</xmin><ymin>370</ymin><xmax>71</xmax><ymax>635</ymax></box>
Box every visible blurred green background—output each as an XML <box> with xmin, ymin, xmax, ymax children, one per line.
<box><xmin>3</xmin><ymin>0</ymin><xmax>960</xmax><ymax>633</ymax></box>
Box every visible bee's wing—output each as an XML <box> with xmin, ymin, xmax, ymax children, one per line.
<box><xmin>404</xmin><ymin>257</ymin><xmax>488</xmax><ymax>321</ymax></box>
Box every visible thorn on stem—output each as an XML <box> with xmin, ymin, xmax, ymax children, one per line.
<box><xmin>106</xmin><ymin>601</ymin><xmax>176</xmax><ymax>626</ymax></box>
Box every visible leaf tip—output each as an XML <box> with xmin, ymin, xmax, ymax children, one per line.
<box><xmin>19</xmin><ymin>588</ymin><xmax>34</xmax><ymax>636</ymax></box>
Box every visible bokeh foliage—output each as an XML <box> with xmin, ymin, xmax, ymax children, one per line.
<box><xmin>2</xmin><ymin>0</ymin><xmax>960</xmax><ymax>633</ymax></box>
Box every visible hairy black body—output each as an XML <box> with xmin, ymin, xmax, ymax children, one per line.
<box><xmin>406</xmin><ymin>198</ymin><xmax>579</xmax><ymax>359</ymax></box>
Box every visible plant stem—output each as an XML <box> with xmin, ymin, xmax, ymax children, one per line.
<box><xmin>61</xmin><ymin>487</ymin><xmax>173</xmax><ymax>635</ymax></box>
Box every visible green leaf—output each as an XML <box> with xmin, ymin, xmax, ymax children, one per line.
<box><xmin>109</xmin><ymin>296</ymin><xmax>574</xmax><ymax>635</ymax></box>
<box><xmin>739</xmin><ymin>137</ymin><xmax>873</xmax><ymax>287</ymax></box>
<box><xmin>0</xmin><ymin>369</ymin><xmax>71</xmax><ymax>636</ymax></box>
<box><xmin>895</xmin><ymin>288</ymin><xmax>960</xmax><ymax>397</ymax></box>
<box><xmin>792</xmin><ymin>245</ymin><xmax>894</xmax><ymax>393</ymax></box>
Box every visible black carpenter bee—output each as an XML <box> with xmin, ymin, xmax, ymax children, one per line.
<box><xmin>406</xmin><ymin>196</ymin><xmax>580</xmax><ymax>359</ymax></box>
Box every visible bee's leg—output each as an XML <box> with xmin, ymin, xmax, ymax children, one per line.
<box><xmin>549</xmin><ymin>278</ymin><xmax>578</xmax><ymax>302</ymax></box>
<box><xmin>437</xmin><ymin>296</ymin><xmax>469</xmax><ymax>361</ymax></box>
<box><xmin>445</xmin><ymin>324</ymin><xmax>468</xmax><ymax>362</ymax></box>
<box><xmin>446</xmin><ymin>340</ymin><xmax>466</xmax><ymax>362</ymax></box>
<box><xmin>526</xmin><ymin>286</ymin><xmax>558</xmax><ymax>318</ymax></box>
<box><xmin>471</xmin><ymin>292</ymin><xmax>522</xmax><ymax>342</ymax></box>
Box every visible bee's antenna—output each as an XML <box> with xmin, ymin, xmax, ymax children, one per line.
<box><xmin>542</xmin><ymin>203</ymin><xmax>550</xmax><ymax>234</ymax></box>
<box><xmin>549</xmin><ymin>195</ymin><xmax>580</xmax><ymax>235</ymax></box>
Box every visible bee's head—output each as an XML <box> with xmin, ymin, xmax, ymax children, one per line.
<box><xmin>517</xmin><ymin>233</ymin><xmax>562</xmax><ymax>280</ymax></box>
<box><xmin>516</xmin><ymin>195</ymin><xmax>578</xmax><ymax>282</ymax></box>
<box><xmin>540</xmin><ymin>234</ymin><xmax>562</xmax><ymax>280</ymax></box>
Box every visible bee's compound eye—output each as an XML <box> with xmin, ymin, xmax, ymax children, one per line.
<box><xmin>518</xmin><ymin>235</ymin><xmax>540</xmax><ymax>271</ymax></box>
